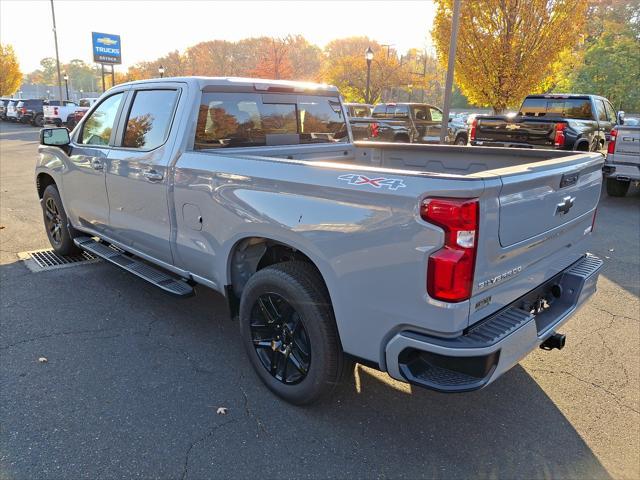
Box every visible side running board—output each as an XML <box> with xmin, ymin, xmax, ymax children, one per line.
<box><xmin>74</xmin><ymin>236</ymin><xmax>194</xmax><ymax>297</ymax></box>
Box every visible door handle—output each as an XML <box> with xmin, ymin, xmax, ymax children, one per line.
<box><xmin>143</xmin><ymin>169</ymin><xmax>163</xmax><ymax>182</ymax></box>
<box><xmin>91</xmin><ymin>159</ymin><xmax>103</xmax><ymax>170</ymax></box>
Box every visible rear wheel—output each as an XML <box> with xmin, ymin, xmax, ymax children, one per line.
<box><xmin>606</xmin><ymin>178</ymin><xmax>629</xmax><ymax>197</ymax></box>
<box><xmin>239</xmin><ymin>261</ymin><xmax>348</xmax><ymax>405</ymax></box>
<box><xmin>41</xmin><ymin>185</ymin><xmax>80</xmax><ymax>255</ymax></box>
<box><xmin>32</xmin><ymin>113</ymin><xmax>44</xmax><ymax>127</ymax></box>
<box><xmin>454</xmin><ymin>135</ymin><xmax>467</xmax><ymax>145</ymax></box>
<box><xmin>394</xmin><ymin>134</ymin><xmax>410</xmax><ymax>143</ymax></box>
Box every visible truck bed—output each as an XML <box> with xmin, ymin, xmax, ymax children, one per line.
<box><xmin>217</xmin><ymin>140</ymin><xmax>596</xmax><ymax>177</ymax></box>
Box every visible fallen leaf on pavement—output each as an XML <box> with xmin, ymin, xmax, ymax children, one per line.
<box><xmin>38</xmin><ymin>357</ymin><xmax>48</xmax><ymax>363</ymax></box>
<box><xmin>216</xmin><ymin>407</ymin><xmax>228</xmax><ymax>415</ymax></box>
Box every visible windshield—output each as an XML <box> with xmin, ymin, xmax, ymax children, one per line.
<box><xmin>519</xmin><ymin>97</ymin><xmax>593</xmax><ymax>120</ymax></box>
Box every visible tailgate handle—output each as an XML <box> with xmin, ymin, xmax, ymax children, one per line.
<box><xmin>555</xmin><ymin>196</ymin><xmax>575</xmax><ymax>216</ymax></box>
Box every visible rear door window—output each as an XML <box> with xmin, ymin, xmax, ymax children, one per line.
<box><xmin>80</xmin><ymin>92</ymin><xmax>124</xmax><ymax>146</ymax></box>
<box><xmin>195</xmin><ymin>92</ymin><xmax>347</xmax><ymax>149</ymax></box>
<box><xmin>604</xmin><ymin>100</ymin><xmax>616</xmax><ymax>122</ymax></box>
<box><xmin>595</xmin><ymin>100</ymin><xmax>607</xmax><ymax>121</ymax></box>
<box><xmin>122</xmin><ymin>89</ymin><xmax>179</xmax><ymax>149</ymax></box>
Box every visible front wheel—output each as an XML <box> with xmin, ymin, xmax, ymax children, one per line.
<box><xmin>606</xmin><ymin>178</ymin><xmax>629</xmax><ymax>197</ymax></box>
<box><xmin>239</xmin><ymin>261</ymin><xmax>349</xmax><ymax>405</ymax></box>
<box><xmin>41</xmin><ymin>185</ymin><xmax>81</xmax><ymax>255</ymax></box>
<box><xmin>454</xmin><ymin>135</ymin><xmax>467</xmax><ymax>145</ymax></box>
<box><xmin>33</xmin><ymin>114</ymin><xmax>44</xmax><ymax>127</ymax></box>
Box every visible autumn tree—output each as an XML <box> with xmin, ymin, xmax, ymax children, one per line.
<box><xmin>250</xmin><ymin>37</ymin><xmax>293</xmax><ymax>79</ymax></box>
<box><xmin>322</xmin><ymin>38</ymin><xmax>411</xmax><ymax>103</ymax></box>
<box><xmin>0</xmin><ymin>44</ymin><xmax>22</xmax><ymax>95</ymax></box>
<box><xmin>432</xmin><ymin>0</ymin><xmax>588</xmax><ymax>112</ymax></box>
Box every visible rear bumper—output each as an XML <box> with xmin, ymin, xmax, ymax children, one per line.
<box><xmin>44</xmin><ymin>116</ymin><xmax>63</xmax><ymax>126</ymax></box>
<box><xmin>603</xmin><ymin>162</ymin><xmax>640</xmax><ymax>182</ymax></box>
<box><xmin>385</xmin><ymin>254</ymin><xmax>603</xmax><ymax>393</ymax></box>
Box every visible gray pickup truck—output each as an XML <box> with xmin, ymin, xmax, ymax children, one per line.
<box><xmin>603</xmin><ymin>120</ymin><xmax>640</xmax><ymax>197</ymax></box>
<box><xmin>36</xmin><ymin>77</ymin><xmax>603</xmax><ymax>405</ymax></box>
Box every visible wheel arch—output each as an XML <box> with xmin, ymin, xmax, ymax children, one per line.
<box><xmin>227</xmin><ymin>236</ymin><xmax>330</xmax><ymax>296</ymax></box>
<box><xmin>36</xmin><ymin>172</ymin><xmax>57</xmax><ymax>199</ymax></box>
<box><xmin>573</xmin><ymin>138</ymin><xmax>590</xmax><ymax>151</ymax></box>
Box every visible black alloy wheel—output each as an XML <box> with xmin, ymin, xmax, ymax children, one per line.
<box><xmin>44</xmin><ymin>196</ymin><xmax>63</xmax><ymax>247</ymax></box>
<box><xmin>249</xmin><ymin>293</ymin><xmax>311</xmax><ymax>385</ymax></box>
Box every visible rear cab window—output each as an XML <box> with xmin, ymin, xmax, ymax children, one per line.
<box><xmin>194</xmin><ymin>92</ymin><xmax>348</xmax><ymax>149</ymax></box>
<box><xmin>519</xmin><ymin>97</ymin><xmax>594</xmax><ymax>120</ymax></box>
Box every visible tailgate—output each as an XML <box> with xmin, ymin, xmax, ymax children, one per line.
<box><xmin>477</xmin><ymin>118</ymin><xmax>556</xmax><ymax>147</ymax></box>
<box><xmin>468</xmin><ymin>151</ymin><xmax>603</xmax><ymax>327</ymax></box>
<box><xmin>497</xmin><ymin>153</ymin><xmax>603</xmax><ymax>246</ymax></box>
<box><xmin>614</xmin><ymin>127</ymin><xmax>640</xmax><ymax>158</ymax></box>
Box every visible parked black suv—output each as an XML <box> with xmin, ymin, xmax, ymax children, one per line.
<box><xmin>15</xmin><ymin>99</ymin><xmax>47</xmax><ymax>126</ymax></box>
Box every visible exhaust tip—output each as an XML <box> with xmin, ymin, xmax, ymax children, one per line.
<box><xmin>540</xmin><ymin>333</ymin><xmax>566</xmax><ymax>351</ymax></box>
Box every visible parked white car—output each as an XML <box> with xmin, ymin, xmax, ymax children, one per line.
<box><xmin>43</xmin><ymin>101</ymin><xmax>78</xmax><ymax>127</ymax></box>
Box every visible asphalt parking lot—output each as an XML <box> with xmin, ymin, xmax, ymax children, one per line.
<box><xmin>1</xmin><ymin>121</ymin><xmax>638</xmax><ymax>480</ymax></box>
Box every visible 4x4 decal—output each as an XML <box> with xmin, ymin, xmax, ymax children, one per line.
<box><xmin>338</xmin><ymin>174</ymin><xmax>407</xmax><ymax>191</ymax></box>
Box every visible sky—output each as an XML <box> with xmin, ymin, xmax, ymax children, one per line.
<box><xmin>0</xmin><ymin>0</ymin><xmax>436</xmax><ymax>73</ymax></box>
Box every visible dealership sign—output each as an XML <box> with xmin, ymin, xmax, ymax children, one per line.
<box><xmin>92</xmin><ymin>32</ymin><xmax>121</xmax><ymax>64</ymax></box>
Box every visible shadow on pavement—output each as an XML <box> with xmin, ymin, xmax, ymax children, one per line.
<box><xmin>0</xmin><ymin>258</ymin><xmax>612</xmax><ymax>479</ymax></box>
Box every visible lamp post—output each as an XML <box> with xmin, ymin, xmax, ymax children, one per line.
<box><xmin>158</xmin><ymin>65</ymin><xmax>165</xmax><ymax>78</ymax></box>
<box><xmin>63</xmin><ymin>73</ymin><xmax>69</xmax><ymax>101</ymax></box>
<box><xmin>365</xmin><ymin>47</ymin><xmax>373</xmax><ymax>104</ymax></box>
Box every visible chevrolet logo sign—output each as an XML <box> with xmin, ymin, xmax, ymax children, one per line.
<box><xmin>96</xmin><ymin>37</ymin><xmax>118</xmax><ymax>46</ymax></box>
<box><xmin>505</xmin><ymin>124</ymin><xmax>521</xmax><ymax>130</ymax></box>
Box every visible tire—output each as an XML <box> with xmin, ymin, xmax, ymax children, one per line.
<box><xmin>454</xmin><ymin>135</ymin><xmax>467</xmax><ymax>145</ymax></box>
<box><xmin>394</xmin><ymin>134</ymin><xmax>410</xmax><ymax>143</ymax></box>
<box><xmin>41</xmin><ymin>185</ymin><xmax>81</xmax><ymax>255</ymax></box>
<box><xmin>239</xmin><ymin>261</ymin><xmax>348</xmax><ymax>405</ymax></box>
<box><xmin>33</xmin><ymin>114</ymin><xmax>44</xmax><ymax>127</ymax></box>
<box><xmin>606</xmin><ymin>178</ymin><xmax>629</xmax><ymax>197</ymax></box>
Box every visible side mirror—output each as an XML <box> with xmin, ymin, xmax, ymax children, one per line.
<box><xmin>617</xmin><ymin>110</ymin><xmax>625</xmax><ymax>125</ymax></box>
<box><xmin>40</xmin><ymin>127</ymin><xmax>70</xmax><ymax>146</ymax></box>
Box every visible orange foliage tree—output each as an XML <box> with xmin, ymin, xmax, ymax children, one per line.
<box><xmin>432</xmin><ymin>0</ymin><xmax>587</xmax><ymax>112</ymax></box>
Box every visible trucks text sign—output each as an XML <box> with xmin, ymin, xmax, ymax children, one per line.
<box><xmin>92</xmin><ymin>32</ymin><xmax>121</xmax><ymax>64</ymax></box>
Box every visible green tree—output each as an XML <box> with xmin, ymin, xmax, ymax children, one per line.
<box><xmin>0</xmin><ymin>44</ymin><xmax>22</xmax><ymax>95</ymax></box>
<box><xmin>572</xmin><ymin>29</ymin><xmax>640</xmax><ymax>110</ymax></box>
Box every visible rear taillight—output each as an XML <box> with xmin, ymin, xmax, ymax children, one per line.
<box><xmin>470</xmin><ymin>118</ymin><xmax>477</xmax><ymax>141</ymax></box>
<box><xmin>54</xmin><ymin>107</ymin><xmax>59</xmax><ymax>115</ymax></box>
<box><xmin>607</xmin><ymin>129</ymin><xmax>617</xmax><ymax>154</ymax></box>
<box><xmin>20</xmin><ymin>107</ymin><xmax>27</xmax><ymax>114</ymax></box>
<box><xmin>421</xmin><ymin>198</ymin><xmax>479</xmax><ymax>302</ymax></box>
<box><xmin>554</xmin><ymin>123</ymin><xmax>566</xmax><ymax>148</ymax></box>
<box><xmin>370</xmin><ymin>122</ymin><xmax>379</xmax><ymax>138</ymax></box>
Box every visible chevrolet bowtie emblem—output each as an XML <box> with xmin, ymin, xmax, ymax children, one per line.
<box><xmin>555</xmin><ymin>196</ymin><xmax>575</xmax><ymax>215</ymax></box>
<box><xmin>505</xmin><ymin>124</ymin><xmax>521</xmax><ymax>130</ymax></box>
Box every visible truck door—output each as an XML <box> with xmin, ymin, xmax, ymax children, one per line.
<box><xmin>105</xmin><ymin>86</ymin><xmax>181</xmax><ymax>264</ymax></box>
<box><xmin>63</xmin><ymin>91</ymin><xmax>126</xmax><ymax>234</ymax></box>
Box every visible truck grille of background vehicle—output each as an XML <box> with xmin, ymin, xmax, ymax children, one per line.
<box><xmin>18</xmin><ymin>249</ymin><xmax>99</xmax><ymax>272</ymax></box>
